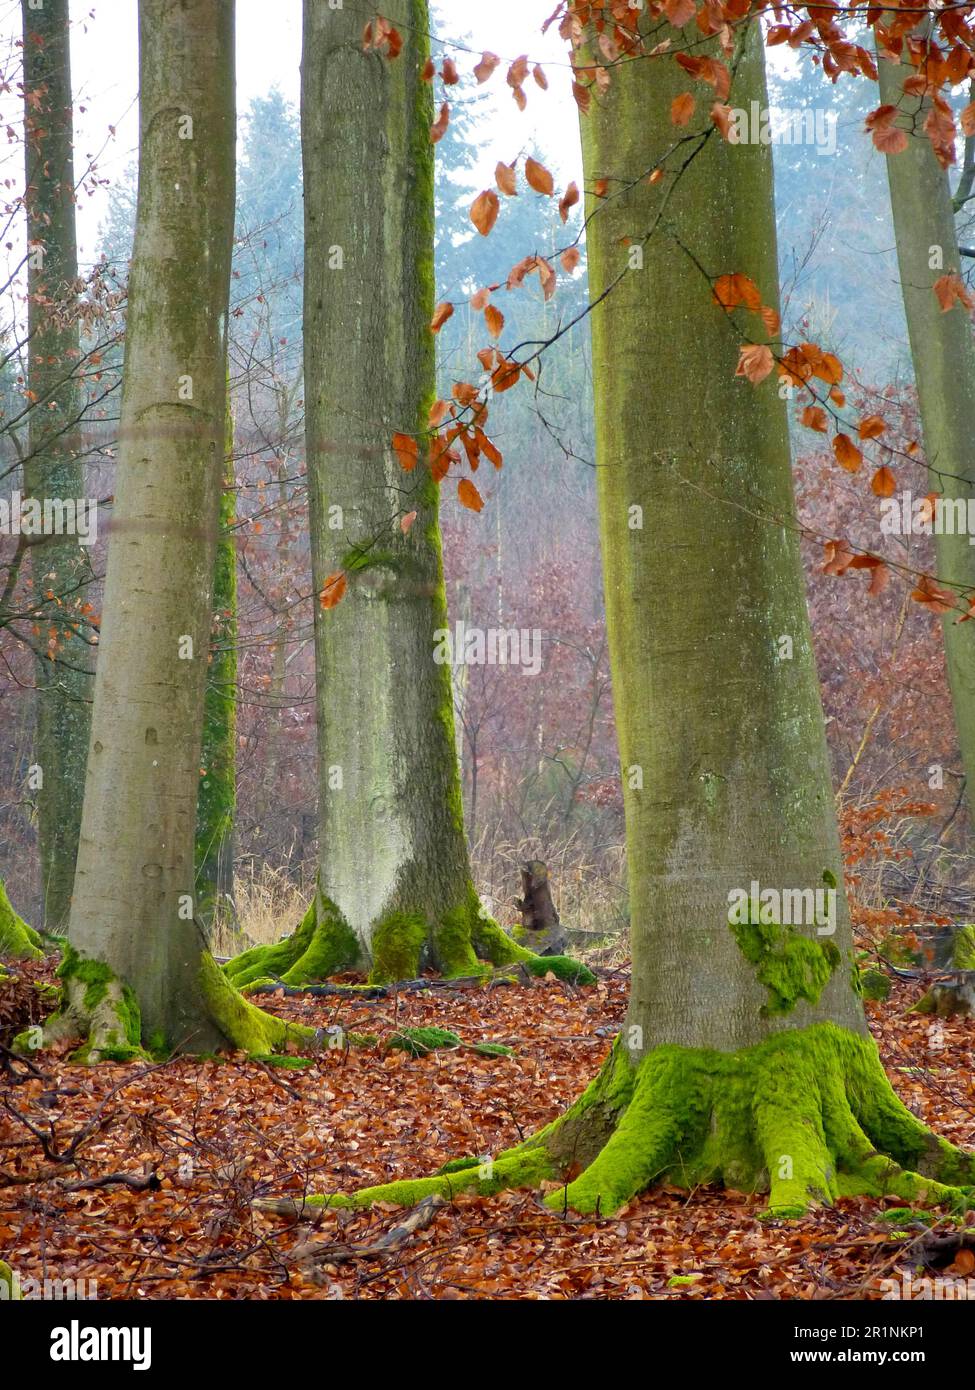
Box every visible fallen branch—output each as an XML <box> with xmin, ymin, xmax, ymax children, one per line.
<box><xmin>289</xmin><ymin>1194</ymin><xmax>447</xmax><ymax>1266</ymax></box>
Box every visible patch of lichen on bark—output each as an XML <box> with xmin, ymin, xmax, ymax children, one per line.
<box><xmin>0</xmin><ymin>879</ymin><xmax>43</xmax><ymax>961</ymax></box>
<box><xmin>257</xmin><ymin>1022</ymin><xmax>974</xmax><ymax>1220</ymax></box>
<box><xmin>729</xmin><ymin>905</ymin><xmax>840</xmax><ymax>1016</ymax></box>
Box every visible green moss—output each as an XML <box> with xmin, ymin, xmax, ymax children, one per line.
<box><xmin>860</xmin><ymin>966</ymin><xmax>891</xmax><ymax>1002</ymax></box>
<box><xmin>433</xmin><ymin>901</ymin><xmax>483</xmax><ymax>977</ymax></box>
<box><xmin>369</xmin><ymin>911</ymin><xmax>427</xmax><ymax>984</ymax></box>
<box><xmin>199</xmin><ymin>950</ymin><xmax>319</xmax><ymax>1053</ymax></box>
<box><xmin>471</xmin><ymin>1041</ymin><xmax>515</xmax><ymax>1057</ymax></box>
<box><xmin>249</xmin><ymin>1053</ymin><xmax>317</xmax><ymax>1070</ymax></box>
<box><xmin>224</xmin><ymin>893</ymin><xmax>360</xmax><ymax>989</ymax></box>
<box><xmin>729</xmin><ymin>906</ymin><xmax>840</xmax><ymax>1017</ymax></box>
<box><xmin>263</xmin><ymin>1021</ymin><xmax>974</xmax><ymax>1220</ymax></box>
<box><xmin>0</xmin><ymin>1260</ymin><xmax>21</xmax><ymax>1300</ymax></box>
<box><xmin>950</xmin><ymin>924</ymin><xmax>975</xmax><ymax>970</ymax></box>
<box><xmin>0</xmin><ymin>879</ymin><xmax>43</xmax><ymax>961</ymax></box>
<box><xmin>387</xmin><ymin>1026</ymin><xmax>461</xmax><ymax>1056</ymax></box>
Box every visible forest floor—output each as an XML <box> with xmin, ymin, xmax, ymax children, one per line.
<box><xmin>1</xmin><ymin>956</ymin><xmax>974</xmax><ymax>1300</ymax></box>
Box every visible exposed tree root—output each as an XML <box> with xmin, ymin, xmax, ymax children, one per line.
<box><xmin>0</xmin><ymin>880</ymin><xmax>43</xmax><ymax>962</ymax></box>
<box><xmin>12</xmin><ymin>945</ymin><xmax>320</xmax><ymax>1063</ymax></box>
<box><xmin>255</xmin><ymin>1023</ymin><xmax>975</xmax><ymax>1221</ymax></box>
<box><xmin>224</xmin><ymin>884</ymin><xmax>595</xmax><ymax>991</ymax></box>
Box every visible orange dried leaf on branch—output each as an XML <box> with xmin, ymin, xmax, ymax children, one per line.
<box><xmin>496</xmin><ymin>161</ymin><xmax>518</xmax><ymax>196</ymax></box>
<box><xmin>671</xmin><ymin>92</ymin><xmax>696</xmax><ymax>126</ymax></box>
<box><xmin>319</xmin><ymin>571</ymin><xmax>347</xmax><ymax>609</ymax></box>
<box><xmin>391</xmin><ymin>432</ymin><xmax>419</xmax><ymax>471</ymax></box>
<box><xmin>858</xmin><ymin>415</ymin><xmax>886</xmax><ymax>440</ymax></box>
<box><xmin>458</xmin><ymin>478</ymin><xmax>484</xmax><ymax>512</ymax></box>
<box><xmin>441</xmin><ymin>57</ymin><xmax>459</xmax><ymax>85</ymax></box>
<box><xmin>735</xmin><ymin>344</ymin><xmax>774</xmax><ymax>384</ymax></box>
<box><xmin>430</xmin><ymin>301</ymin><xmax>454</xmax><ymax>333</ymax></box>
<box><xmin>430</xmin><ymin>101</ymin><xmax>449</xmax><ymax>143</ymax></box>
<box><xmin>800</xmin><ymin>405</ymin><xmax>828</xmax><ymax>432</ymax></box>
<box><xmin>933</xmin><ymin>273</ymin><xmax>974</xmax><ymax>313</ymax></box>
<box><xmin>559</xmin><ymin>182</ymin><xmax>580</xmax><ymax>222</ymax></box>
<box><xmin>561</xmin><ymin>246</ymin><xmax>582</xmax><ymax>272</ymax></box>
<box><xmin>525</xmin><ymin>157</ymin><xmax>555</xmax><ymax>195</ymax></box>
<box><xmin>871</xmin><ymin>466</ymin><xmax>896</xmax><ymax>498</ymax></box>
<box><xmin>474</xmin><ymin>51</ymin><xmax>500</xmax><ymax>83</ymax></box>
<box><xmin>475</xmin><ymin>427</ymin><xmax>502</xmax><ymax>469</ymax></box>
<box><xmin>911</xmin><ymin>575</ymin><xmax>956</xmax><ymax>614</ymax></box>
<box><xmin>833</xmin><ymin>434</ymin><xmax>863</xmax><ymax>473</ymax></box>
<box><xmin>533</xmin><ymin>63</ymin><xmax>549</xmax><ymax>90</ymax></box>
<box><xmin>485</xmin><ymin>303</ymin><xmax>504</xmax><ymax>339</ymax></box>
<box><xmin>712</xmin><ymin>272</ymin><xmax>762</xmax><ymax>312</ymax></box>
<box><xmin>471</xmin><ymin>189</ymin><xmax>500</xmax><ymax>236</ymax></box>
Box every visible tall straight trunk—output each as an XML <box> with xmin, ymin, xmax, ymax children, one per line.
<box><xmin>20</xmin><ymin>0</ymin><xmax>309</xmax><ymax>1062</ymax></box>
<box><xmin>264</xmin><ymin>15</ymin><xmax>974</xmax><ymax>1219</ymax></box>
<box><xmin>21</xmin><ymin>0</ymin><xmax>93</xmax><ymax>932</ymax></box>
<box><xmin>228</xmin><ymin>0</ymin><xmax>590</xmax><ymax>990</ymax></box>
<box><xmin>877</xmin><ymin>36</ymin><xmax>975</xmax><ymax>828</ymax></box>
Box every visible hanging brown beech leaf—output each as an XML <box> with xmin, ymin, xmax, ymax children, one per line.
<box><xmin>470</xmin><ymin>287</ymin><xmax>491</xmax><ymax>311</ymax></box>
<box><xmin>507</xmin><ymin>55</ymin><xmax>528</xmax><ymax>88</ymax></box>
<box><xmin>473</xmin><ymin>51</ymin><xmax>500</xmax><ymax>83</ymax></box>
<box><xmin>532</xmin><ymin>63</ymin><xmax>548</xmax><ymax>89</ymax></box>
<box><xmin>421</xmin><ymin>57</ymin><xmax>435</xmax><ymax>81</ymax></box>
<box><xmin>458</xmin><ymin>477</ymin><xmax>484</xmax><ymax>512</ymax></box>
<box><xmin>871</xmin><ymin>465</ymin><xmax>896</xmax><ymax>498</ymax></box>
<box><xmin>441</xmin><ymin>57</ymin><xmax>459</xmax><ymax>85</ymax></box>
<box><xmin>400</xmin><ymin>510</ymin><xmax>417</xmax><ymax>534</ymax></box>
<box><xmin>561</xmin><ymin>246</ymin><xmax>581</xmax><ymax>273</ymax></box>
<box><xmin>430</xmin><ymin>101</ymin><xmax>449</xmax><ymax>144</ymax></box>
<box><xmin>858</xmin><ymin>415</ymin><xmax>886</xmax><ymax>440</ymax></box>
<box><xmin>470</xmin><ymin>189</ymin><xmax>500</xmax><ymax>236</ymax></box>
<box><xmin>428</xmin><ymin>398</ymin><xmax>449</xmax><ymax>428</ymax></box>
<box><xmin>712</xmin><ymin>272</ymin><xmax>762</xmax><ymax>312</ymax></box>
<box><xmin>319</xmin><ymin>571</ymin><xmax>347</xmax><ymax>609</ymax></box>
<box><xmin>496</xmin><ymin>161</ymin><xmax>518</xmax><ymax>196</ymax></box>
<box><xmin>934</xmin><ymin>273</ymin><xmax>975</xmax><ymax>312</ymax></box>
<box><xmin>559</xmin><ymin>181</ymin><xmax>580</xmax><ymax>222</ymax></box>
<box><xmin>512</xmin><ymin>86</ymin><xmax>527</xmax><ymax>112</ymax></box>
<box><xmin>430</xmin><ymin>301</ymin><xmax>454</xmax><ymax>332</ymax></box>
<box><xmin>572</xmin><ymin>81</ymin><xmax>591</xmax><ymax>114</ymax></box>
<box><xmin>735</xmin><ymin>344</ymin><xmax>774</xmax><ymax>384</ymax></box>
<box><xmin>391</xmin><ymin>432</ymin><xmax>419</xmax><ymax>471</ymax></box>
<box><xmin>833</xmin><ymin>433</ymin><xmax>863</xmax><ymax>473</ymax></box>
<box><xmin>485</xmin><ymin>304</ymin><xmax>504</xmax><ymax>339</ymax></box>
<box><xmin>800</xmin><ymin>405</ymin><xmax>828</xmax><ymax>433</ymax></box>
<box><xmin>525</xmin><ymin>157</ymin><xmax>555</xmax><ymax>195</ymax></box>
<box><xmin>491</xmin><ymin>356</ymin><xmax>522</xmax><ymax>393</ymax></box>
<box><xmin>671</xmin><ymin>92</ymin><xmax>695</xmax><ymax>126</ymax></box>
<box><xmin>475</xmin><ymin>427</ymin><xmax>502</xmax><ymax>468</ymax></box>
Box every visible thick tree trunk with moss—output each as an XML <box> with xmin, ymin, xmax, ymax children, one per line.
<box><xmin>17</xmin><ymin>0</ymin><xmax>305</xmax><ymax>1063</ymax></box>
<box><xmin>259</xmin><ymin>17</ymin><xmax>973</xmax><ymax>1219</ymax></box>
<box><xmin>877</xmin><ymin>37</ymin><xmax>975</xmax><ymax>829</ymax></box>
<box><xmin>195</xmin><ymin>431</ymin><xmax>237</xmax><ymax>933</ymax></box>
<box><xmin>21</xmin><ymin>0</ymin><xmax>94</xmax><ymax>932</ymax></box>
<box><xmin>228</xmin><ymin>0</ymin><xmax>589</xmax><ymax>991</ymax></box>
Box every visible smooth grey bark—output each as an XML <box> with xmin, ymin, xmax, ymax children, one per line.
<box><xmin>21</xmin><ymin>0</ymin><xmax>93</xmax><ymax>931</ymax></box>
<box><xmin>581</xmin><ymin>21</ymin><xmax>865</xmax><ymax>1052</ymax></box>
<box><xmin>301</xmin><ymin>0</ymin><xmax>481</xmax><ymax>977</ymax></box>
<box><xmin>877</xmin><ymin>40</ymin><xmax>975</xmax><ymax>830</ymax></box>
<box><xmin>66</xmin><ymin>0</ymin><xmax>236</xmax><ymax>1048</ymax></box>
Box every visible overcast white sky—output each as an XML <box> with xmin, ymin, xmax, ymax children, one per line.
<box><xmin>58</xmin><ymin>0</ymin><xmax>584</xmax><ymax>264</ymax></box>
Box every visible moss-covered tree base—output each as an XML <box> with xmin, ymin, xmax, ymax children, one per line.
<box><xmin>224</xmin><ymin>884</ymin><xmax>595</xmax><ymax>990</ymax></box>
<box><xmin>256</xmin><ymin>1022</ymin><xmax>974</xmax><ymax>1220</ymax></box>
<box><xmin>12</xmin><ymin>944</ymin><xmax>320</xmax><ymax>1063</ymax></box>
<box><xmin>914</xmin><ymin>925</ymin><xmax>975</xmax><ymax>1017</ymax></box>
<box><xmin>0</xmin><ymin>880</ymin><xmax>44</xmax><ymax>962</ymax></box>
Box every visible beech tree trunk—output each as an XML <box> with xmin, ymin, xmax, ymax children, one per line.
<box><xmin>21</xmin><ymin>0</ymin><xmax>93</xmax><ymax>932</ymax></box>
<box><xmin>228</xmin><ymin>0</ymin><xmax>590</xmax><ymax>989</ymax></box>
<box><xmin>265</xmin><ymin>16</ymin><xmax>973</xmax><ymax>1218</ymax></box>
<box><xmin>26</xmin><ymin>0</ymin><xmax>279</xmax><ymax>1059</ymax></box>
<box><xmin>877</xmin><ymin>35</ymin><xmax>975</xmax><ymax>830</ymax></box>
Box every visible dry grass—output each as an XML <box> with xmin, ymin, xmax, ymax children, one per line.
<box><xmin>209</xmin><ymin>862</ymin><xmax>310</xmax><ymax>958</ymax></box>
